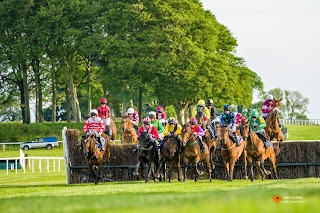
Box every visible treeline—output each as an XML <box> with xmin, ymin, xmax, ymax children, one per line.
<box><xmin>1</xmin><ymin>0</ymin><xmax>265</xmax><ymax>124</ymax></box>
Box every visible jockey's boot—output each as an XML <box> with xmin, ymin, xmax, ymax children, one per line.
<box><xmin>133</xmin><ymin>144</ymin><xmax>140</xmax><ymax>153</ymax></box>
<box><xmin>105</xmin><ymin>125</ymin><xmax>112</xmax><ymax>136</ymax></box>
<box><xmin>177</xmin><ymin>137</ymin><xmax>183</xmax><ymax>153</ymax></box>
<box><xmin>196</xmin><ymin>136</ymin><xmax>206</xmax><ymax>153</ymax></box>
<box><xmin>98</xmin><ymin>137</ymin><xmax>105</xmax><ymax>151</ymax></box>
<box><xmin>231</xmin><ymin>132</ymin><xmax>239</xmax><ymax>146</ymax></box>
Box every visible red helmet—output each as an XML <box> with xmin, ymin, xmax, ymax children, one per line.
<box><xmin>189</xmin><ymin>118</ymin><xmax>197</xmax><ymax>125</ymax></box>
<box><xmin>236</xmin><ymin>113</ymin><xmax>242</xmax><ymax>118</ymax></box>
<box><xmin>143</xmin><ymin>117</ymin><xmax>151</xmax><ymax>124</ymax></box>
<box><xmin>241</xmin><ymin>117</ymin><xmax>247</xmax><ymax>123</ymax></box>
<box><xmin>156</xmin><ymin>106</ymin><xmax>164</xmax><ymax>113</ymax></box>
<box><xmin>100</xmin><ymin>98</ymin><xmax>107</xmax><ymax>104</ymax></box>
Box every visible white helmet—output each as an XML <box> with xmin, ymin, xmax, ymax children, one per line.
<box><xmin>267</xmin><ymin>94</ymin><xmax>273</xmax><ymax>100</ymax></box>
<box><xmin>148</xmin><ymin>111</ymin><xmax>156</xmax><ymax>118</ymax></box>
<box><xmin>127</xmin><ymin>107</ymin><xmax>134</xmax><ymax>114</ymax></box>
<box><xmin>90</xmin><ymin>109</ymin><xmax>98</xmax><ymax>115</ymax></box>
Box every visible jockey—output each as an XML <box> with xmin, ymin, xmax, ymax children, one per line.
<box><xmin>149</xmin><ymin>111</ymin><xmax>164</xmax><ymax>140</ymax></box>
<box><xmin>192</xmin><ymin>99</ymin><xmax>210</xmax><ymax>119</ymax></box>
<box><xmin>82</xmin><ymin>109</ymin><xmax>106</xmax><ymax>151</ymax></box>
<box><xmin>205</xmin><ymin>99</ymin><xmax>219</xmax><ymax>138</ymax></box>
<box><xmin>97</xmin><ymin>98</ymin><xmax>112</xmax><ymax>136</ymax></box>
<box><xmin>235</xmin><ymin>113</ymin><xmax>245</xmax><ymax>126</ymax></box>
<box><xmin>262</xmin><ymin>94</ymin><xmax>282</xmax><ymax>127</ymax></box>
<box><xmin>220</xmin><ymin>104</ymin><xmax>238</xmax><ymax>146</ymax></box>
<box><xmin>134</xmin><ymin>117</ymin><xmax>160</xmax><ymax>158</ymax></box>
<box><xmin>162</xmin><ymin>117</ymin><xmax>182</xmax><ymax>152</ymax></box>
<box><xmin>249</xmin><ymin>110</ymin><xmax>270</xmax><ymax>149</ymax></box>
<box><xmin>126</xmin><ymin>107</ymin><xmax>139</xmax><ymax>134</ymax></box>
<box><xmin>189</xmin><ymin>117</ymin><xmax>206</xmax><ymax>152</ymax></box>
<box><xmin>156</xmin><ymin>106</ymin><xmax>167</xmax><ymax>127</ymax></box>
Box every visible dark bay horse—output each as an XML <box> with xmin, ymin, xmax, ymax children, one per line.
<box><xmin>161</xmin><ymin>136</ymin><xmax>182</xmax><ymax>182</ymax></box>
<box><xmin>265</xmin><ymin>98</ymin><xmax>284</xmax><ymax>147</ymax></box>
<box><xmin>133</xmin><ymin>133</ymin><xmax>160</xmax><ymax>182</ymax></box>
<box><xmin>220</xmin><ymin>126</ymin><xmax>247</xmax><ymax>181</ymax></box>
<box><xmin>181</xmin><ymin>124</ymin><xmax>212</xmax><ymax>182</ymax></box>
<box><xmin>81</xmin><ymin>131</ymin><xmax>111</xmax><ymax>185</ymax></box>
<box><xmin>242</xmin><ymin>121</ymin><xmax>279</xmax><ymax>181</ymax></box>
<box><xmin>121</xmin><ymin>115</ymin><xmax>138</xmax><ymax>144</ymax></box>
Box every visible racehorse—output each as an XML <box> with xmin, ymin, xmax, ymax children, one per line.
<box><xmin>242</xmin><ymin>121</ymin><xmax>279</xmax><ymax>181</ymax></box>
<box><xmin>133</xmin><ymin>133</ymin><xmax>160</xmax><ymax>182</ymax></box>
<box><xmin>195</xmin><ymin>111</ymin><xmax>217</xmax><ymax>170</ymax></box>
<box><xmin>109</xmin><ymin>119</ymin><xmax>117</xmax><ymax>141</ymax></box>
<box><xmin>161</xmin><ymin>135</ymin><xmax>182</xmax><ymax>182</ymax></box>
<box><xmin>121</xmin><ymin>114</ymin><xmax>138</xmax><ymax>144</ymax></box>
<box><xmin>264</xmin><ymin>98</ymin><xmax>284</xmax><ymax>147</ymax></box>
<box><xmin>181</xmin><ymin>124</ymin><xmax>212</xmax><ymax>182</ymax></box>
<box><xmin>220</xmin><ymin>126</ymin><xmax>247</xmax><ymax>181</ymax></box>
<box><xmin>81</xmin><ymin>131</ymin><xmax>111</xmax><ymax>185</ymax></box>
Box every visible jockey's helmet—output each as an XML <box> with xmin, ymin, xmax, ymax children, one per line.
<box><xmin>127</xmin><ymin>108</ymin><xmax>134</xmax><ymax>114</ymax></box>
<box><xmin>148</xmin><ymin>111</ymin><xmax>156</xmax><ymax>118</ymax></box>
<box><xmin>189</xmin><ymin>117</ymin><xmax>197</xmax><ymax>125</ymax></box>
<box><xmin>156</xmin><ymin>106</ymin><xmax>164</xmax><ymax>113</ymax></box>
<box><xmin>143</xmin><ymin>117</ymin><xmax>151</xmax><ymax>124</ymax></box>
<box><xmin>236</xmin><ymin>113</ymin><xmax>243</xmax><ymax>118</ymax></box>
<box><xmin>198</xmin><ymin>100</ymin><xmax>205</xmax><ymax>107</ymax></box>
<box><xmin>267</xmin><ymin>94</ymin><xmax>273</xmax><ymax>101</ymax></box>
<box><xmin>206</xmin><ymin>99</ymin><xmax>213</xmax><ymax>105</ymax></box>
<box><xmin>251</xmin><ymin>110</ymin><xmax>258</xmax><ymax>117</ymax></box>
<box><xmin>100</xmin><ymin>98</ymin><xmax>107</xmax><ymax>104</ymax></box>
<box><xmin>168</xmin><ymin>117</ymin><xmax>176</xmax><ymax>124</ymax></box>
<box><xmin>223</xmin><ymin>104</ymin><xmax>230</xmax><ymax>111</ymax></box>
<box><xmin>90</xmin><ymin>109</ymin><xmax>98</xmax><ymax>116</ymax></box>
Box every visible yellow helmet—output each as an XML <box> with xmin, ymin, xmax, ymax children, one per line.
<box><xmin>198</xmin><ymin>100</ymin><xmax>205</xmax><ymax>107</ymax></box>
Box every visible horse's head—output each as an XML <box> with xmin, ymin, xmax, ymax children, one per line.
<box><xmin>165</xmin><ymin>136</ymin><xmax>178</xmax><ymax>157</ymax></box>
<box><xmin>220</xmin><ymin>125</ymin><xmax>230</xmax><ymax>145</ymax></box>
<box><xmin>181</xmin><ymin>124</ymin><xmax>194</xmax><ymax>146</ymax></box>
<box><xmin>138</xmin><ymin>132</ymin><xmax>152</xmax><ymax>150</ymax></box>
<box><xmin>83</xmin><ymin>133</ymin><xmax>95</xmax><ymax>157</ymax></box>
<box><xmin>196</xmin><ymin>111</ymin><xmax>204</xmax><ymax>125</ymax></box>
<box><xmin>122</xmin><ymin>114</ymin><xmax>132</xmax><ymax>132</ymax></box>
<box><xmin>240</xmin><ymin>121</ymin><xmax>250</xmax><ymax>141</ymax></box>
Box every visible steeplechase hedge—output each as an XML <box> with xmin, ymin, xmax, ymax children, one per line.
<box><xmin>65</xmin><ymin>129</ymin><xmax>320</xmax><ymax>183</ymax></box>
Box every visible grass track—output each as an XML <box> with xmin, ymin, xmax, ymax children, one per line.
<box><xmin>0</xmin><ymin>171</ymin><xmax>319</xmax><ymax>213</ymax></box>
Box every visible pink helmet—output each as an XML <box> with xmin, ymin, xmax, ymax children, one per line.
<box><xmin>241</xmin><ymin>117</ymin><xmax>247</xmax><ymax>123</ymax></box>
<box><xmin>236</xmin><ymin>113</ymin><xmax>242</xmax><ymax>118</ymax></box>
<box><xmin>189</xmin><ymin>117</ymin><xmax>197</xmax><ymax>125</ymax></box>
<box><xmin>156</xmin><ymin>106</ymin><xmax>164</xmax><ymax>113</ymax></box>
<box><xmin>143</xmin><ymin>117</ymin><xmax>151</xmax><ymax>124</ymax></box>
<box><xmin>100</xmin><ymin>98</ymin><xmax>107</xmax><ymax>103</ymax></box>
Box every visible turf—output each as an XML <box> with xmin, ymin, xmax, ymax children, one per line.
<box><xmin>0</xmin><ymin>171</ymin><xmax>319</xmax><ymax>213</ymax></box>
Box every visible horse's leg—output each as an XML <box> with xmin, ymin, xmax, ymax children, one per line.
<box><xmin>270</xmin><ymin>150</ymin><xmax>279</xmax><ymax>180</ymax></box>
<box><xmin>247</xmin><ymin>156</ymin><xmax>254</xmax><ymax>182</ymax></box>
<box><xmin>134</xmin><ymin>159</ymin><xmax>141</xmax><ymax>177</ymax></box>
<box><xmin>169</xmin><ymin>160</ymin><xmax>175</xmax><ymax>183</ymax></box>
<box><xmin>229</xmin><ymin>158</ymin><xmax>236</xmax><ymax>181</ymax></box>
<box><xmin>224</xmin><ymin>161</ymin><xmax>230</xmax><ymax>181</ymax></box>
<box><xmin>243</xmin><ymin>150</ymin><xmax>248</xmax><ymax>180</ymax></box>
<box><xmin>204</xmin><ymin>155</ymin><xmax>212</xmax><ymax>182</ymax></box>
<box><xmin>183</xmin><ymin>157</ymin><xmax>189</xmax><ymax>182</ymax></box>
<box><xmin>177</xmin><ymin>156</ymin><xmax>182</xmax><ymax>182</ymax></box>
<box><xmin>162</xmin><ymin>158</ymin><xmax>166</xmax><ymax>182</ymax></box>
<box><xmin>145</xmin><ymin>161</ymin><xmax>151</xmax><ymax>183</ymax></box>
<box><xmin>256</xmin><ymin>161</ymin><xmax>266</xmax><ymax>181</ymax></box>
<box><xmin>194</xmin><ymin>161</ymin><xmax>198</xmax><ymax>182</ymax></box>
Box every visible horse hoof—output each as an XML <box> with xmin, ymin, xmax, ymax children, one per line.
<box><xmin>245</xmin><ymin>176</ymin><xmax>249</xmax><ymax>180</ymax></box>
<box><xmin>250</xmin><ymin>179</ymin><xmax>254</xmax><ymax>182</ymax></box>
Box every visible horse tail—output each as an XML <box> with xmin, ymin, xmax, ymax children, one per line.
<box><xmin>273</xmin><ymin>144</ymin><xmax>281</xmax><ymax>156</ymax></box>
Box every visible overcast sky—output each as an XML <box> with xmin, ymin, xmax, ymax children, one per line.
<box><xmin>200</xmin><ymin>0</ymin><xmax>320</xmax><ymax>119</ymax></box>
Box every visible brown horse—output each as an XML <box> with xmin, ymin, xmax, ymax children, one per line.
<box><xmin>181</xmin><ymin>124</ymin><xmax>212</xmax><ymax>182</ymax></box>
<box><xmin>195</xmin><ymin>111</ymin><xmax>217</xmax><ymax>170</ymax></box>
<box><xmin>109</xmin><ymin>119</ymin><xmax>117</xmax><ymax>141</ymax></box>
<box><xmin>242</xmin><ymin>121</ymin><xmax>279</xmax><ymax>181</ymax></box>
<box><xmin>121</xmin><ymin>115</ymin><xmax>138</xmax><ymax>144</ymax></box>
<box><xmin>265</xmin><ymin>98</ymin><xmax>284</xmax><ymax>147</ymax></box>
<box><xmin>161</xmin><ymin>136</ymin><xmax>182</xmax><ymax>182</ymax></box>
<box><xmin>220</xmin><ymin>126</ymin><xmax>247</xmax><ymax>181</ymax></box>
<box><xmin>81</xmin><ymin>131</ymin><xmax>111</xmax><ymax>185</ymax></box>
<box><xmin>133</xmin><ymin>133</ymin><xmax>160</xmax><ymax>183</ymax></box>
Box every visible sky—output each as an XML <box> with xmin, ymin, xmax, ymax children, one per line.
<box><xmin>200</xmin><ymin>0</ymin><xmax>320</xmax><ymax>119</ymax></box>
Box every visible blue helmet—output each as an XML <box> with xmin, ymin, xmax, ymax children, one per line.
<box><xmin>223</xmin><ymin>104</ymin><xmax>230</xmax><ymax>111</ymax></box>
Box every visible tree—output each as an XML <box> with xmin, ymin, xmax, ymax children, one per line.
<box><xmin>285</xmin><ymin>90</ymin><xmax>309</xmax><ymax>119</ymax></box>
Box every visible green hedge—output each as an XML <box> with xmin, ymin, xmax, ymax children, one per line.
<box><xmin>0</xmin><ymin>121</ymin><xmax>123</xmax><ymax>143</ymax></box>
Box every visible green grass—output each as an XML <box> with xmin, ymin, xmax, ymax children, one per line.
<box><xmin>0</xmin><ymin>171</ymin><xmax>319</xmax><ymax>213</ymax></box>
<box><xmin>285</xmin><ymin>125</ymin><xmax>320</xmax><ymax>140</ymax></box>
